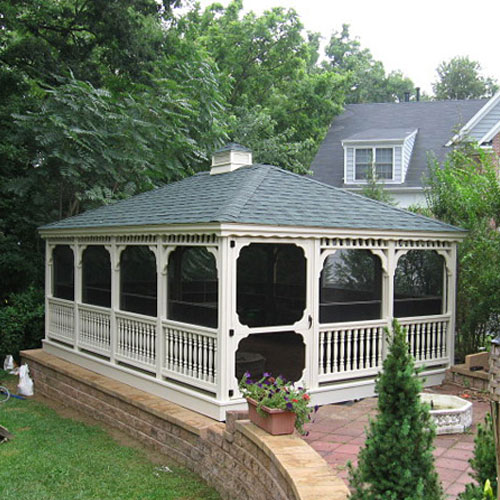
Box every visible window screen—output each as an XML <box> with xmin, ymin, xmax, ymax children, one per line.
<box><xmin>320</xmin><ymin>250</ymin><xmax>382</xmax><ymax>323</ymax></box>
<box><xmin>167</xmin><ymin>247</ymin><xmax>218</xmax><ymax>328</ymax></box>
<box><xmin>237</xmin><ymin>243</ymin><xmax>306</xmax><ymax>327</ymax></box>
<box><xmin>82</xmin><ymin>246</ymin><xmax>111</xmax><ymax>307</ymax></box>
<box><xmin>394</xmin><ymin>250</ymin><xmax>444</xmax><ymax>318</ymax></box>
<box><xmin>120</xmin><ymin>246</ymin><xmax>157</xmax><ymax>316</ymax></box>
<box><xmin>53</xmin><ymin>245</ymin><xmax>74</xmax><ymax>300</ymax></box>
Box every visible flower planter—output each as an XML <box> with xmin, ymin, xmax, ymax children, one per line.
<box><xmin>246</xmin><ymin>397</ymin><xmax>296</xmax><ymax>435</ymax></box>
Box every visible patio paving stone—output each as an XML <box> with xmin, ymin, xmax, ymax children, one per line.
<box><xmin>303</xmin><ymin>383</ymin><xmax>490</xmax><ymax>500</ymax></box>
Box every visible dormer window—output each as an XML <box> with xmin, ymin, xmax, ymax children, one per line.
<box><xmin>342</xmin><ymin>128</ymin><xmax>418</xmax><ymax>185</ymax></box>
<box><xmin>354</xmin><ymin>147</ymin><xmax>394</xmax><ymax>181</ymax></box>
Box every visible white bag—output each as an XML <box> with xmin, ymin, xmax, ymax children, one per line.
<box><xmin>3</xmin><ymin>355</ymin><xmax>14</xmax><ymax>372</ymax></box>
<box><xmin>17</xmin><ymin>364</ymin><xmax>34</xmax><ymax>397</ymax></box>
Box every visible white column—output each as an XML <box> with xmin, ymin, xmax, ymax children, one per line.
<box><xmin>45</xmin><ymin>242</ymin><xmax>54</xmax><ymax>342</ymax></box>
<box><xmin>156</xmin><ymin>244</ymin><xmax>169</xmax><ymax>379</ymax></box>
<box><xmin>308</xmin><ymin>239</ymin><xmax>321</xmax><ymax>390</ymax></box>
<box><xmin>384</xmin><ymin>241</ymin><xmax>397</xmax><ymax>357</ymax></box>
<box><xmin>447</xmin><ymin>245</ymin><xmax>458</xmax><ymax>366</ymax></box>
<box><xmin>217</xmin><ymin>237</ymin><xmax>231</xmax><ymax>402</ymax></box>
<box><xmin>74</xmin><ymin>242</ymin><xmax>84</xmax><ymax>350</ymax></box>
<box><xmin>108</xmin><ymin>240</ymin><xmax>123</xmax><ymax>364</ymax></box>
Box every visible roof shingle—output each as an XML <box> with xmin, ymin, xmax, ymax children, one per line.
<box><xmin>41</xmin><ymin>164</ymin><xmax>463</xmax><ymax>234</ymax></box>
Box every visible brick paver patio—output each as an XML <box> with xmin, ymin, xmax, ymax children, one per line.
<box><xmin>303</xmin><ymin>384</ymin><xmax>490</xmax><ymax>499</ymax></box>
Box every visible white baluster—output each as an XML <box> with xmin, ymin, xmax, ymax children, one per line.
<box><xmin>346</xmin><ymin>329</ymin><xmax>353</xmax><ymax>371</ymax></box>
<box><xmin>339</xmin><ymin>330</ymin><xmax>345</xmax><ymax>372</ymax></box>
<box><xmin>319</xmin><ymin>331</ymin><xmax>325</xmax><ymax>375</ymax></box>
<box><xmin>353</xmin><ymin>329</ymin><xmax>359</xmax><ymax>370</ymax></box>
<box><xmin>197</xmin><ymin>334</ymin><xmax>203</xmax><ymax>380</ymax></box>
<box><xmin>211</xmin><ymin>337</ymin><xmax>217</xmax><ymax>384</ymax></box>
<box><xmin>208</xmin><ymin>337</ymin><xmax>217</xmax><ymax>382</ymax></box>
<box><xmin>333</xmin><ymin>330</ymin><xmax>339</xmax><ymax>373</ymax></box>
<box><xmin>201</xmin><ymin>335</ymin><xmax>208</xmax><ymax>380</ymax></box>
<box><xmin>325</xmin><ymin>331</ymin><xmax>332</xmax><ymax>375</ymax></box>
<box><xmin>359</xmin><ymin>328</ymin><xmax>365</xmax><ymax>370</ymax></box>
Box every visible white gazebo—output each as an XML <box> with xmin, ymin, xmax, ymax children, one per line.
<box><xmin>39</xmin><ymin>144</ymin><xmax>465</xmax><ymax>420</ymax></box>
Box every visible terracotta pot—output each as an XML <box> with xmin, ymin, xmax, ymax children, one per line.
<box><xmin>246</xmin><ymin>397</ymin><xmax>296</xmax><ymax>435</ymax></box>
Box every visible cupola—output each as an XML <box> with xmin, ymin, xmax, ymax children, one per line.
<box><xmin>210</xmin><ymin>143</ymin><xmax>252</xmax><ymax>175</ymax></box>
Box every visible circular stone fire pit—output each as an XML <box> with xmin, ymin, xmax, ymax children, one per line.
<box><xmin>420</xmin><ymin>393</ymin><xmax>473</xmax><ymax>435</ymax></box>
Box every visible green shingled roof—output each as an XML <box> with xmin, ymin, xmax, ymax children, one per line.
<box><xmin>40</xmin><ymin>164</ymin><xmax>464</xmax><ymax>234</ymax></box>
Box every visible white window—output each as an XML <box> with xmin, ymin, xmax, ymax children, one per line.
<box><xmin>355</xmin><ymin>147</ymin><xmax>393</xmax><ymax>181</ymax></box>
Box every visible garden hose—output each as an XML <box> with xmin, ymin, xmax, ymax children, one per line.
<box><xmin>0</xmin><ymin>386</ymin><xmax>10</xmax><ymax>403</ymax></box>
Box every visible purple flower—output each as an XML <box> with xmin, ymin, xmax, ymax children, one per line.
<box><xmin>244</xmin><ymin>371</ymin><xmax>251</xmax><ymax>379</ymax></box>
<box><xmin>314</xmin><ymin>405</ymin><xmax>319</xmax><ymax>413</ymax></box>
<box><xmin>257</xmin><ymin>383</ymin><xmax>263</xmax><ymax>388</ymax></box>
<box><xmin>263</xmin><ymin>372</ymin><xmax>271</xmax><ymax>377</ymax></box>
<box><xmin>286</xmin><ymin>402</ymin><xmax>293</xmax><ymax>410</ymax></box>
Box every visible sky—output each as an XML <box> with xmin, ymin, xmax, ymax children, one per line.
<box><xmin>194</xmin><ymin>0</ymin><xmax>500</xmax><ymax>95</ymax></box>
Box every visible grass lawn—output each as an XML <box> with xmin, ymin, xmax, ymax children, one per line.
<box><xmin>0</xmin><ymin>371</ymin><xmax>219</xmax><ymax>500</ymax></box>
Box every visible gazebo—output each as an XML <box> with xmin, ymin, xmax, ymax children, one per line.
<box><xmin>39</xmin><ymin>144</ymin><xmax>464</xmax><ymax>420</ymax></box>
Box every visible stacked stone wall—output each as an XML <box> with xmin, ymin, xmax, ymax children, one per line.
<box><xmin>22</xmin><ymin>349</ymin><xmax>348</xmax><ymax>500</ymax></box>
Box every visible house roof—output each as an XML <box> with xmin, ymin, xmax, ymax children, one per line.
<box><xmin>41</xmin><ymin>164</ymin><xmax>463</xmax><ymax>234</ymax></box>
<box><xmin>311</xmin><ymin>99</ymin><xmax>486</xmax><ymax>189</ymax></box>
<box><xmin>343</xmin><ymin>128</ymin><xmax>417</xmax><ymax>143</ymax></box>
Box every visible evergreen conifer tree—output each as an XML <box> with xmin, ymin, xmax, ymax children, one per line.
<box><xmin>348</xmin><ymin>320</ymin><xmax>443</xmax><ymax>500</ymax></box>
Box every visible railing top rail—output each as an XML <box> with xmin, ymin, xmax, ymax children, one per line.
<box><xmin>78</xmin><ymin>302</ymin><xmax>112</xmax><ymax>314</ymax></box>
<box><xmin>48</xmin><ymin>296</ymin><xmax>75</xmax><ymax>307</ymax></box>
<box><xmin>162</xmin><ymin>318</ymin><xmax>218</xmax><ymax>337</ymax></box>
<box><xmin>398</xmin><ymin>314</ymin><xmax>451</xmax><ymax>324</ymax></box>
<box><xmin>115</xmin><ymin>310</ymin><xmax>157</xmax><ymax>325</ymax></box>
<box><xmin>319</xmin><ymin>318</ymin><xmax>389</xmax><ymax>331</ymax></box>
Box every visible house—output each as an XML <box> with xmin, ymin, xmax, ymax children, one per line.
<box><xmin>311</xmin><ymin>93</ymin><xmax>500</xmax><ymax>207</ymax></box>
<box><xmin>37</xmin><ymin>144</ymin><xmax>464</xmax><ymax>420</ymax></box>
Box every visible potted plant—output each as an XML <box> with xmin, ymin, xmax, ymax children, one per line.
<box><xmin>238</xmin><ymin>372</ymin><xmax>314</xmax><ymax>435</ymax></box>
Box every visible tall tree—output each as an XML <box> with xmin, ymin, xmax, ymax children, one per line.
<box><xmin>0</xmin><ymin>0</ymin><xmax>226</xmax><ymax>300</ymax></box>
<box><xmin>324</xmin><ymin>24</ymin><xmax>415</xmax><ymax>104</ymax></box>
<box><xmin>178</xmin><ymin>0</ymin><xmax>347</xmax><ymax>170</ymax></box>
<box><xmin>348</xmin><ymin>320</ymin><xmax>442</xmax><ymax>499</ymax></box>
<box><xmin>425</xmin><ymin>144</ymin><xmax>500</xmax><ymax>358</ymax></box>
<box><xmin>432</xmin><ymin>56</ymin><xmax>498</xmax><ymax>100</ymax></box>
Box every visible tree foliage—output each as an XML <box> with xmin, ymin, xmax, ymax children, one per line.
<box><xmin>432</xmin><ymin>56</ymin><xmax>498</xmax><ymax>100</ymax></box>
<box><xmin>324</xmin><ymin>24</ymin><xmax>415</xmax><ymax>104</ymax></box>
<box><xmin>348</xmin><ymin>320</ymin><xmax>442</xmax><ymax>500</ymax></box>
<box><xmin>0</xmin><ymin>0</ymin><xmax>416</xmax><ymax>315</ymax></box>
<box><xmin>425</xmin><ymin>144</ymin><xmax>500</xmax><ymax>357</ymax></box>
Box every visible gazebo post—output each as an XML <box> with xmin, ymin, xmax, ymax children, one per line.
<box><xmin>309</xmin><ymin>239</ymin><xmax>322</xmax><ymax>390</ymax></box>
<box><xmin>109</xmin><ymin>240</ymin><xmax>120</xmax><ymax>365</ymax></box>
<box><xmin>384</xmin><ymin>241</ymin><xmax>397</xmax><ymax>351</ymax></box>
<box><xmin>217</xmin><ymin>237</ymin><xmax>232</xmax><ymax>403</ymax></box>
<box><xmin>73</xmin><ymin>242</ymin><xmax>82</xmax><ymax>351</ymax></box>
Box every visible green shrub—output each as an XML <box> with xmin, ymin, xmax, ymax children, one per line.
<box><xmin>458</xmin><ymin>413</ymin><xmax>497</xmax><ymax>500</ymax></box>
<box><xmin>0</xmin><ymin>287</ymin><xmax>45</xmax><ymax>362</ymax></box>
<box><xmin>348</xmin><ymin>320</ymin><xmax>442</xmax><ymax>500</ymax></box>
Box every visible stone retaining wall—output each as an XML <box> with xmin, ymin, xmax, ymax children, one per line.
<box><xmin>21</xmin><ymin>349</ymin><xmax>348</xmax><ymax>500</ymax></box>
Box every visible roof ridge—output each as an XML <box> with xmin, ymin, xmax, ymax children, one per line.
<box><xmin>213</xmin><ymin>164</ymin><xmax>271</xmax><ymax>221</ymax></box>
<box><xmin>272</xmin><ymin>166</ymin><xmax>465</xmax><ymax>232</ymax></box>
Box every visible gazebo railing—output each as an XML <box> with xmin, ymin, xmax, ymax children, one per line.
<box><xmin>319</xmin><ymin>319</ymin><xmax>386</xmax><ymax>382</ymax></box>
<box><xmin>46</xmin><ymin>298</ymin><xmax>217</xmax><ymax>392</ymax></box>
<box><xmin>399</xmin><ymin>314</ymin><xmax>450</xmax><ymax>367</ymax></box>
<box><xmin>318</xmin><ymin>314</ymin><xmax>451</xmax><ymax>384</ymax></box>
<box><xmin>162</xmin><ymin>320</ymin><xmax>218</xmax><ymax>393</ymax></box>
<box><xmin>47</xmin><ymin>297</ymin><xmax>75</xmax><ymax>344</ymax></box>
<box><xmin>79</xmin><ymin>304</ymin><xmax>111</xmax><ymax>356</ymax></box>
<box><xmin>115</xmin><ymin>311</ymin><xmax>157</xmax><ymax>371</ymax></box>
